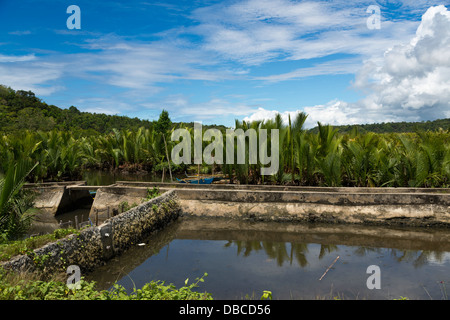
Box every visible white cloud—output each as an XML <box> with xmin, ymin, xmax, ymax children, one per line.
<box><xmin>243</xmin><ymin>5</ymin><xmax>450</xmax><ymax>126</ymax></box>
<box><xmin>142</xmin><ymin>94</ymin><xmax>259</xmax><ymax>122</ymax></box>
<box><xmin>72</xmin><ymin>97</ymin><xmax>135</xmax><ymax>115</ymax></box>
<box><xmin>8</xmin><ymin>30</ymin><xmax>32</xmax><ymax>36</ymax></box>
<box><xmin>191</xmin><ymin>0</ymin><xmax>425</xmax><ymax>66</ymax></box>
<box><xmin>253</xmin><ymin>58</ymin><xmax>362</xmax><ymax>82</ymax></box>
<box><xmin>0</xmin><ymin>54</ymin><xmax>36</xmax><ymax>63</ymax></box>
<box><xmin>0</xmin><ymin>58</ymin><xmax>64</xmax><ymax>96</ymax></box>
<box><xmin>243</xmin><ymin>100</ymin><xmax>361</xmax><ymax>128</ymax></box>
<box><xmin>243</xmin><ymin>107</ymin><xmax>299</xmax><ymax>124</ymax></box>
<box><xmin>354</xmin><ymin>5</ymin><xmax>450</xmax><ymax>121</ymax></box>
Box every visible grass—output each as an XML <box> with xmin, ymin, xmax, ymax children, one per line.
<box><xmin>0</xmin><ymin>228</ymin><xmax>78</xmax><ymax>262</ymax></box>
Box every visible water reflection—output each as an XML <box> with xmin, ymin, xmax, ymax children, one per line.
<box><xmin>82</xmin><ymin>170</ymin><xmax>176</xmax><ymax>186</ymax></box>
<box><xmin>86</xmin><ymin>217</ymin><xmax>450</xmax><ymax>299</ymax></box>
<box><xmin>222</xmin><ymin>239</ymin><xmax>447</xmax><ymax>270</ymax></box>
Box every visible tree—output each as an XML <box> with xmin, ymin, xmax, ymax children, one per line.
<box><xmin>155</xmin><ymin>110</ymin><xmax>173</xmax><ymax>182</ymax></box>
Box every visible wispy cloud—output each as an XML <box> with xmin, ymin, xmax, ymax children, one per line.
<box><xmin>0</xmin><ymin>53</ymin><xmax>36</xmax><ymax>62</ymax></box>
<box><xmin>253</xmin><ymin>58</ymin><xmax>362</xmax><ymax>82</ymax></box>
<box><xmin>141</xmin><ymin>94</ymin><xmax>259</xmax><ymax>123</ymax></box>
<box><xmin>190</xmin><ymin>0</ymin><xmax>422</xmax><ymax>65</ymax></box>
<box><xmin>0</xmin><ymin>55</ymin><xmax>64</xmax><ymax>95</ymax></box>
<box><xmin>8</xmin><ymin>30</ymin><xmax>32</xmax><ymax>36</ymax></box>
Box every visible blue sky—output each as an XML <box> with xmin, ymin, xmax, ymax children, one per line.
<box><xmin>1</xmin><ymin>0</ymin><xmax>449</xmax><ymax>127</ymax></box>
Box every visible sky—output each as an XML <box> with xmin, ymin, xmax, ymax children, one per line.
<box><xmin>0</xmin><ymin>0</ymin><xmax>449</xmax><ymax>128</ymax></box>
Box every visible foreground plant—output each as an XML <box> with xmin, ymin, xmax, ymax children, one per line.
<box><xmin>0</xmin><ymin>269</ymin><xmax>212</xmax><ymax>300</ymax></box>
<box><xmin>0</xmin><ymin>160</ymin><xmax>38</xmax><ymax>241</ymax></box>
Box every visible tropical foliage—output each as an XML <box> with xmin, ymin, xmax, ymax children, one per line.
<box><xmin>228</xmin><ymin>113</ymin><xmax>449</xmax><ymax>187</ymax></box>
<box><xmin>0</xmin><ymin>159</ymin><xmax>38</xmax><ymax>241</ymax></box>
<box><xmin>0</xmin><ymin>85</ymin><xmax>449</xmax><ymax>187</ymax></box>
<box><xmin>0</xmin><ymin>111</ymin><xmax>448</xmax><ymax>187</ymax></box>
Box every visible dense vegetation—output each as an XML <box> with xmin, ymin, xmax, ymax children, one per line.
<box><xmin>0</xmin><ymin>267</ymin><xmax>212</xmax><ymax>300</ymax></box>
<box><xmin>0</xmin><ymin>159</ymin><xmax>38</xmax><ymax>241</ymax></box>
<box><xmin>0</xmin><ymin>85</ymin><xmax>449</xmax><ymax>187</ymax></box>
<box><xmin>229</xmin><ymin>115</ymin><xmax>449</xmax><ymax>187</ymax></box>
<box><xmin>1</xmin><ymin>112</ymin><xmax>448</xmax><ymax>188</ymax></box>
<box><xmin>0</xmin><ymin>85</ymin><xmax>153</xmax><ymax>135</ymax></box>
<box><xmin>310</xmin><ymin>118</ymin><xmax>450</xmax><ymax>134</ymax></box>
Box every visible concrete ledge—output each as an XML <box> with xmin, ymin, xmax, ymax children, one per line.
<box><xmin>89</xmin><ymin>182</ymin><xmax>449</xmax><ymax>227</ymax></box>
<box><xmin>1</xmin><ymin>190</ymin><xmax>180</xmax><ymax>275</ymax></box>
<box><xmin>115</xmin><ymin>181</ymin><xmax>450</xmax><ymax>193</ymax></box>
<box><xmin>172</xmin><ymin>186</ymin><xmax>448</xmax><ymax>227</ymax></box>
<box><xmin>25</xmin><ymin>181</ymin><xmax>93</xmax><ymax>220</ymax></box>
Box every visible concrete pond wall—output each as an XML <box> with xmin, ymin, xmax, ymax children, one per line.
<box><xmin>113</xmin><ymin>182</ymin><xmax>450</xmax><ymax>227</ymax></box>
<box><xmin>1</xmin><ymin>190</ymin><xmax>180</xmax><ymax>275</ymax></box>
<box><xmin>176</xmin><ymin>188</ymin><xmax>450</xmax><ymax>227</ymax></box>
<box><xmin>23</xmin><ymin>181</ymin><xmax>93</xmax><ymax>222</ymax></box>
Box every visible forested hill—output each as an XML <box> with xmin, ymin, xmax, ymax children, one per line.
<box><xmin>310</xmin><ymin>118</ymin><xmax>450</xmax><ymax>134</ymax></box>
<box><xmin>0</xmin><ymin>85</ymin><xmax>448</xmax><ymax>134</ymax></box>
<box><xmin>0</xmin><ymin>85</ymin><xmax>228</xmax><ymax>134</ymax></box>
<box><xmin>0</xmin><ymin>85</ymin><xmax>153</xmax><ymax>134</ymax></box>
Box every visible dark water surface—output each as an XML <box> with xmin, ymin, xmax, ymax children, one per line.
<box><xmin>85</xmin><ymin>216</ymin><xmax>450</xmax><ymax>300</ymax></box>
<box><xmin>82</xmin><ymin>170</ymin><xmax>176</xmax><ymax>186</ymax></box>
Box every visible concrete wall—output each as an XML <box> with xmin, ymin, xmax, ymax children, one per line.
<box><xmin>115</xmin><ymin>181</ymin><xmax>450</xmax><ymax>193</ymax></box>
<box><xmin>91</xmin><ymin>182</ymin><xmax>449</xmax><ymax>227</ymax></box>
<box><xmin>89</xmin><ymin>186</ymin><xmax>152</xmax><ymax>223</ymax></box>
<box><xmin>175</xmin><ymin>188</ymin><xmax>449</xmax><ymax>227</ymax></box>
<box><xmin>1</xmin><ymin>190</ymin><xmax>180</xmax><ymax>275</ymax></box>
<box><xmin>25</xmin><ymin>181</ymin><xmax>93</xmax><ymax>222</ymax></box>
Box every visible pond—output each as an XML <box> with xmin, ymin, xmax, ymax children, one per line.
<box><xmin>82</xmin><ymin>170</ymin><xmax>178</xmax><ymax>186</ymax></box>
<box><xmin>85</xmin><ymin>216</ymin><xmax>450</xmax><ymax>300</ymax></box>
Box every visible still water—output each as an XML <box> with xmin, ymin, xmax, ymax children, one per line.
<box><xmin>86</xmin><ymin>216</ymin><xmax>450</xmax><ymax>300</ymax></box>
<box><xmin>82</xmin><ymin>170</ymin><xmax>175</xmax><ymax>186</ymax></box>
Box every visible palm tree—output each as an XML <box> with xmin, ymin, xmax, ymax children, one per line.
<box><xmin>0</xmin><ymin>159</ymin><xmax>38</xmax><ymax>241</ymax></box>
<box><xmin>290</xmin><ymin>112</ymin><xmax>308</xmax><ymax>184</ymax></box>
<box><xmin>315</xmin><ymin>123</ymin><xmax>342</xmax><ymax>187</ymax></box>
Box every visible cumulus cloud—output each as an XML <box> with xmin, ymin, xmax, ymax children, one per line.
<box><xmin>244</xmin><ymin>5</ymin><xmax>450</xmax><ymax>127</ymax></box>
<box><xmin>243</xmin><ymin>100</ymin><xmax>361</xmax><ymax>128</ymax></box>
<box><xmin>354</xmin><ymin>5</ymin><xmax>450</xmax><ymax>121</ymax></box>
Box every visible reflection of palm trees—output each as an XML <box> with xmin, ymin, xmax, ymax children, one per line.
<box><xmin>226</xmin><ymin>240</ymin><xmax>449</xmax><ymax>270</ymax></box>
<box><xmin>318</xmin><ymin>244</ymin><xmax>339</xmax><ymax>259</ymax></box>
<box><xmin>353</xmin><ymin>246</ymin><xmax>382</xmax><ymax>257</ymax></box>
<box><xmin>263</xmin><ymin>242</ymin><xmax>290</xmax><ymax>266</ymax></box>
<box><xmin>390</xmin><ymin>249</ymin><xmax>447</xmax><ymax>268</ymax></box>
<box><xmin>291</xmin><ymin>243</ymin><xmax>309</xmax><ymax>267</ymax></box>
<box><xmin>227</xmin><ymin>240</ymin><xmax>314</xmax><ymax>267</ymax></box>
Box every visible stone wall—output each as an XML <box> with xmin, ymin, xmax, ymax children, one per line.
<box><xmin>174</xmin><ymin>188</ymin><xmax>450</xmax><ymax>227</ymax></box>
<box><xmin>1</xmin><ymin>190</ymin><xmax>180</xmax><ymax>276</ymax></box>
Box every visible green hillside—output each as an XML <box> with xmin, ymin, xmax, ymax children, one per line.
<box><xmin>310</xmin><ymin>119</ymin><xmax>450</xmax><ymax>134</ymax></box>
<box><xmin>0</xmin><ymin>84</ymin><xmax>448</xmax><ymax>134</ymax></box>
